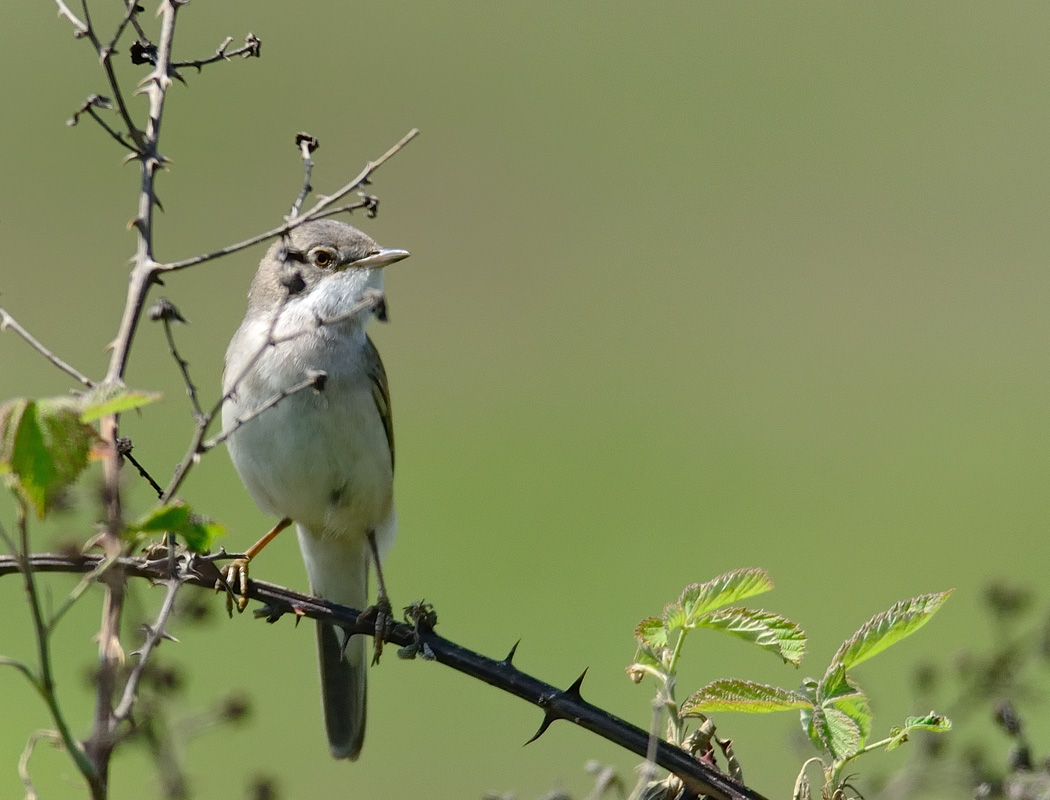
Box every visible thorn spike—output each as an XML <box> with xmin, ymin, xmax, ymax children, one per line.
<box><xmin>565</xmin><ymin>668</ymin><xmax>588</xmax><ymax>699</ymax></box>
<box><xmin>523</xmin><ymin>711</ymin><xmax>557</xmax><ymax>746</ymax></box>
<box><xmin>503</xmin><ymin>639</ymin><xmax>521</xmax><ymax>664</ymax></box>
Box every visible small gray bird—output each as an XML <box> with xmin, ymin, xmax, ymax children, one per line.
<box><xmin>221</xmin><ymin>219</ymin><xmax>409</xmax><ymax>760</ymax></box>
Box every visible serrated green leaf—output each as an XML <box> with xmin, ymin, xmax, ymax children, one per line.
<box><xmin>693</xmin><ymin>606</ymin><xmax>807</xmax><ymax>664</ymax></box>
<box><xmin>663</xmin><ymin>602</ymin><xmax>687</xmax><ymax>634</ymax></box>
<box><xmin>682</xmin><ymin>679</ymin><xmax>812</xmax><ymax>716</ymax></box>
<box><xmin>809</xmin><ymin>705</ymin><xmax>861</xmax><ymax>759</ymax></box>
<box><xmin>130</xmin><ymin>502</ymin><xmax>225</xmax><ymax>553</ymax></box>
<box><xmin>0</xmin><ymin>397</ymin><xmax>96</xmax><ymax>518</ymax></box>
<box><xmin>885</xmin><ymin>712</ymin><xmax>952</xmax><ymax>751</ymax></box>
<box><xmin>903</xmin><ymin>712</ymin><xmax>951</xmax><ymax>733</ymax></box>
<box><xmin>829</xmin><ymin>591</ymin><xmax>952</xmax><ymax>672</ymax></box>
<box><xmin>635</xmin><ymin>616</ymin><xmax>668</xmax><ymax>648</ymax></box>
<box><xmin>827</xmin><ymin>688</ymin><xmax>872</xmax><ymax>749</ymax></box>
<box><xmin>678</xmin><ymin>568</ymin><xmax>774</xmax><ymax>623</ymax></box>
<box><xmin>79</xmin><ymin>388</ymin><xmax>162</xmax><ymax>423</ymax></box>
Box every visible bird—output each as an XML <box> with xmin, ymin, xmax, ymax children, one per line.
<box><xmin>220</xmin><ymin>218</ymin><xmax>409</xmax><ymax>760</ymax></box>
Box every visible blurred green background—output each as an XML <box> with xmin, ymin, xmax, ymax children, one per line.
<box><xmin>2</xmin><ymin>2</ymin><xmax>1049</xmax><ymax>798</ymax></box>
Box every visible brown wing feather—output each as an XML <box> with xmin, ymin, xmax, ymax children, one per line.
<box><xmin>363</xmin><ymin>335</ymin><xmax>394</xmax><ymax>473</ymax></box>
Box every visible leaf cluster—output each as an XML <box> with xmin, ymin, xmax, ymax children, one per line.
<box><xmin>628</xmin><ymin>570</ymin><xmax>953</xmax><ymax>798</ymax></box>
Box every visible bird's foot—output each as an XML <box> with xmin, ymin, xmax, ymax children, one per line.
<box><xmin>217</xmin><ymin>557</ymin><xmax>251</xmax><ymax>615</ymax></box>
<box><xmin>357</xmin><ymin>594</ymin><xmax>394</xmax><ymax>665</ymax></box>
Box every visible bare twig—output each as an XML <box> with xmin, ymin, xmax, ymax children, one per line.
<box><xmin>117</xmin><ymin>438</ymin><xmax>165</xmax><ymax>499</ymax></box>
<box><xmin>289</xmin><ymin>132</ymin><xmax>319</xmax><ymax>219</ymax></box>
<box><xmin>19</xmin><ymin>730</ymin><xmax>61</xmax><ymax>800</ymax></box>
<box><xmin>158</xmin><ymin>128</ymin><xmax>419</xmax><ymax>273</ymax></box>
<box><xmin>67</xmin><ymin>96</ymin><xmax>141</xmax><ymax>155</ymax></box>
<box><xmin>172</xmin><ymin>32</ymin><xmax>261</xmax><ymax>71</ymax></box>
<box><xmin>75</xmin><ymin>0</ymin><xmax>140</xmax><ymax>146</ymax></box>
<box><xmin>150</xmin><ymin>299</ymin><xmax>204</xmax><ymax>421</ymax></box>
<box><xmin>112</xmin><ymin>579</ymin><xmax>181</xmax><ymax>723</ymax></box>
<box><xmin>53</xmin><ymin>0</ymin><xmax>88</xmax><ymax>36</ymax></box>
<box><xmin>0</xmin><ymin>306</ymin><xmax>94</xmax><ymax>388</ymax></box>
<box><xmin>0</xmin><ymin>552</ymin><xmax>770</xmax><ymax>800</ymax></box>
<box><xmin>102</xmin><ymin>0</ymin><xmax>143</xmax><ymax>62</ymax></box>
<box><xmin>202</xmin><ymin>371</ymin><xmax>326</xmax><ymax>452</ymax></box>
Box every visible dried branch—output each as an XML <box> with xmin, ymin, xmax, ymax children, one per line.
<box><xmin>67</xmin><ymin>95</ymin><xmax>141</xmax><ymax>155</ymax></box>
<box><xmin>0</xmin><ymin>306</ymin><xmax>94</xmax><ymax>388</ymax></box>
<box><xmin>52</xmin><ymin>0</ymin><xmax>88</xmax><ymax>36</ymax></box>
<box><xmin>113</xmin><ymin>579</ymin><xmax>182</xmax><ymax>723</ymax></box>
<box><xmin>19</xmin><ymin>730</ymin><xmax>60</xmax><ymax>800</ymax></box>
<box><xmin>289</xmin><ymin>132</ymin><xmax>320</xmax><ymax>219</ymax></box>
<box><xmin>0</xmin><ymin>552</ymin><xmax>769</xmax><ymax>800</ymax></box>
<box><xmin>171</xmin><ymin>32</ymin><xmax>261</xmax><ymax>71</ymax></box>
<box><xmin>202</xmin><ymin>371</ymin><xmax>326</xmax><ymax>452</ymax></box>
<box><xmin>149</xmin><ymin>299</ymin><xmax>204</xmax><ymax>422</ymax></box>
<box><xmin>159</xmin><ymin>128</ymin><xmax>419</xmax><ymax>273</ymax></box>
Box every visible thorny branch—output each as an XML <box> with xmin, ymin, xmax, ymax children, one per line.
<box><xmin>172</xmin><ymin>32</ymin><xmax>261</xmax><ymax>71</ymax></box>
<box><xmin>0</xmin><ymin>552</ymin><xmax>770</xmax><ymax>800</ymax></box>
<box><xmin>159</xmin><ymin>128</ymin><xmax>419</xmax><ymax>273</ymax></box>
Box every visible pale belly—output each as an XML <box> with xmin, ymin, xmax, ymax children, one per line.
<box><xmin>223</xmin><ymin>357</ymin><xmax>393</xmax><ymax>545</ymax></box>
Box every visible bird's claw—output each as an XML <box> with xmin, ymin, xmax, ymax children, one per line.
<box><xmin>217</xmin><ymin>557</ymin><xmax>250</xmax><ymax>616</ymax></box>
<box><xmin>357</xmin><ymin>594</ymin><xmax>394</xmax><ymax>665</ymax></box>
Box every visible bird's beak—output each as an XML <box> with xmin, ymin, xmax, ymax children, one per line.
<box><xmin>342</xmin><ymin>247</ymin><xmax>410</xmax><ymax>271</ymax></box>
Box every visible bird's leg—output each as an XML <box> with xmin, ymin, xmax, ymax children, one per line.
<box><xmin>358</xmin><ymin>530</ymin><xmax>393</xmax><ymax>664</ymax></box>
<box><xmin>219</xmin><ymin>517</ymin><xmax>292</xmax><ymax>615</ymax></box>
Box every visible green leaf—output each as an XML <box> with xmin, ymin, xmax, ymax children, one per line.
<box><xmin>0</xmin><ymin>398</ymin><xmax>97</xmax><ymax>518</ymax></box>
<box><xmin>693</xmin><ymin>607</ymin><xmax>807</xmax><ymax>665</ymax></box>
<box><xmin>809</xmin><ymin>705</ymin><xmax>862</xmax><ymax>759</ymax></box>
<box><xmin>829</xmin><ymin>591</ymin><xmax>953</xmax><ymax>672</ymax></box>
<box><xmin>130</xmin><ymin>502</ymin><xmax>225</xmax><ymax>553</ymax></box>
<box><xmin>635</xmin><ymin>616</ymin><xmax>668</xmax><ymax>648</ymax></box>
<box><xmin>682</xmin><ymin>679</ymin><xmax>812</xmax><ymax>716</ymax></box>
<box><xmin>663</xmin><ymin>602</ymin><xmax>687</xmax><ymax>634</ymax></box>
<box><xmin>79</xmin><ymin>387</ymin><xmax>162</xmax><ymax>423</ymax></box>
<box><xmin>678</xmin><ymin>568</ymin><xmax>774</xmax><ymax>624</ymax></box>
<box><xmin>885</xmin><ymin>713</ymin><xmax>952</xmax><ymax>751</ymax></box>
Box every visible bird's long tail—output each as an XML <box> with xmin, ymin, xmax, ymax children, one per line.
<box><xmin>296</xmin><ymin>524</ymin><xmax>368</xmax><ymax>760</ymax></box>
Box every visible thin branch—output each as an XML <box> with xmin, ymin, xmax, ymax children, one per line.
<box><xmin>12</xmin><ymin>508</ymin><xmax>97</xmax><ymax>789</ymax></box>
<box><xmin>158</xmin><ymin>128</ymin><xmax>419</xmax><ymax>273</ymax></box>
<box><xmin>171</xmin><ymin>32</ymin><xmax>261</xmax><ymax>71</ymax></box>
<box><xmin>0</xmin><ymin>552</ymin><xmax>770</xmax><ymax>800</ymax></box>
<box><xmin>202</xmin><ymin>371</ymin><xmax>325</xmax><ymax>452</ymax></box>
<box><xmin>52</xmin><ymin>0</ymin><xmax>88</xmax><ymax>36</ymax></box>
<box><xmin>67</xmin><ymin>97</ymin><xmax>141</xmax><ymax>155</ymax></box>
<box><xmin>76</xmin><ymin>0</ymin><xmax>139</xmax><ymax>144</ymax></box>
<box><xmin>112</xmin><ymin>578</ymin><xmax>181</xmax><ymax>723</ymax></box>
<box><xmin>151</xmin><ymin>299</ymin><xmax>205</xmax><ymax>421</ymax></box>
<box><xmin>289</xmin><ymin>132</ymin><xmax>319</xmax><ymax>219</ymax></box>
<box><xmin>0</xmin><ymin>306</ymin><xmax>94</xmax><ymax>388</ymax></box>
<box><xmin>102</xmin><ymin>0</ymin><xmax>143</xmax><ymax>62</ymax></box>
<box><xmin>117</xmin><ymin>438</ymin><xmax>165</xmax><ymax>499</ymax></box>
<box><xmin>19</xmin><ymin>730</ymin><xmax>60</xmax><ymax>800</ymax></box>
<box><xmin>0</xmin><ymin>656</ymin><xmax>39</xmax><ymax>688</ymax></box>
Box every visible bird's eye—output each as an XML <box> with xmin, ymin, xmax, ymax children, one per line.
<box><xmin>311</xmin><ymin>248</ymin><xmax>337</xmax><ymax>268</ymax></box>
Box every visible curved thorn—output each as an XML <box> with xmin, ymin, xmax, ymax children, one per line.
<box><xmin>503</xmin><ymin>639</ymin><xmax>521</xmax><ymax>665</ymax></box>
<box><xmin>524</xmin><ymin>711</ymin><xmax>557</xmax><ymax>746</ymax></box>
<box><xmin>564</xmin><ymin>668</ymin><xmax>588</xmax><ymax>699</ymax></box>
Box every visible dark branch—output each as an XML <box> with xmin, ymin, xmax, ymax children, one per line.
<box><xmin>0</xmin><ymin>552</ymin><xmax>770</xmax><ymax>800</ymax></box>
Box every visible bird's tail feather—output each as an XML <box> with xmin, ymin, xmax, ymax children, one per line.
<box><xmin>317</xmin><ymin>619</ymin><xmax>366</xmax><ymax>760</ymax></box>
<box><xmin>296</xmin><ymin>524</ymin><xmax>369</xmax><ymax>760</ymax></box>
